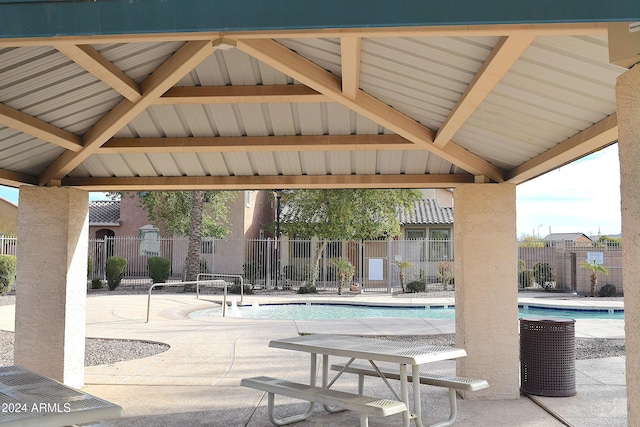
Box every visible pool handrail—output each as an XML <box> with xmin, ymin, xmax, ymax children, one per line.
<box><xmin>196</xmin><ymin>273</ymin><xmax>244</xmax><ymax>305</ymax></box>
<box><xmin>146</xmin><ymin>274</ymin><xmax>245</xmax><ymax>323</ymax></box>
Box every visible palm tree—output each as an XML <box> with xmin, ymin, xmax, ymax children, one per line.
<box><xmin>332</xmin><ymin>258</ymin><xmax>355</xmax><ymax>295</ymax></box>
<box><xmin>392</xmin><ymin>260</ymin><xmax>412</xmax><ymax>293</ymax></box>
<box><xmin>579</xmin><ymin>260</ymin><xmax>609</xmax><ymax>297</ymax></box>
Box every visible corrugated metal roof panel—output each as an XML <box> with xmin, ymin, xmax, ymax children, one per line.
<box><xmin>95</xmin><ymin>42</ymin><xmax>185</xmax><ymax>83</ymax></box>
<box><xmin>0</xmin><ymin>46</ymin><xmax>120</xmax><ymax>138</ymax></box>
<box><xmin>199</xmin><ymin>152</ymin><xmax>229</xmax><ymax>176</ymax></box>
<box><xmin>359</xmin><ymin>37</ymin><xmax>497</xmax><ymax>128</ymax></box>
<box><xmin>457</xmin><ymin>35</ymin><xmax>624</xmax><ymax>168</ymax></box>
<box><xmin>274</xmin><ymin>152</ymin><xmax>303</xmax><ymax>176</ymax></box>
<box><xmin>277</xmin><ymin>38</ymin><xmax>341</xmax><ymax>77</ymax></box>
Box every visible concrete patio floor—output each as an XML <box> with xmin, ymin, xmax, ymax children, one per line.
<box><xmin>0</xmin><ymin>292</ymin><xmax>626</xmax><ymax>426</ymax></box>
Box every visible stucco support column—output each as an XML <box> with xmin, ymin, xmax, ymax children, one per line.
<box><xmin>617</xmin><ymin>64</ymin><xmax>640</xmax><ymax>426</ymax></box>
<box><xmin>14</xmin><ymin>187</ymin><xmax>89</xmax><ymax>388</ymax></box>
<box><xmin>454</xmin><ymin>183</ymin><xmax>519</xmax><ymax>399</ymax></box>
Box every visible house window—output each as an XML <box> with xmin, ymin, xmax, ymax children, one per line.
<box><xmin>429</xmin><ymin>228</ymin><xmax>451</xmax><ymax>261</ymax></box>
<box><xmin>405</xmin><ymin>229</ymin><xmax>426</xmax><ymax>262</ymax></box>
<box><xmin>406</xmin><ymin>229</ymin><xmax>426</xmax><ymax>240</ymax></box>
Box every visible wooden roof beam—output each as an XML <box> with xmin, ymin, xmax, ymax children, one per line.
<box><xmin>99</xmin><ymin>134</ymin><xmax>419</xmax><ymax>154</ymax></box>
<box><xmin>0</xmin><ymin>103</ymin><xmax>83</xmax><ymax>152</ymax></box>
<box><xmin>434</xmin><ymin>34</ymin><xmax>535</xmax><ymax>147</ymax></box>
<box><xmin>0</xmin><ymin>23</ymin><xmax>608</xmax><ymax>48</ymax></box>
<box><xmin>39</xmin><ymin>39</ymin><xmax>217</xmax><ymax>186</ymax></box>
<box><xmin>341</xmin><ymin>37</ymin><xmax>361</xmax><ymax>99</ymax></box>
<box><xmin>155</xmin><ymin>85</ymin><xmax>329</xmax><ymax>104</ymax></box>
<box><xmin>236</xmin><ymin>38</ymin><xmax>505</xmax><ymax>182</ymax></box>
<box><xmin>63</xmin><ymin>173</ymin><xmax>475</xmax><ymax>191</ymax></box>
<box><xmin>54</xmin><ymin>43</ymin><xmax>142</xmax><ymax>102</ymax></box>
<box><xmin>505</xmin><ymin>114</ymin><xmax>618</xmax><ymax>184</ymax></box>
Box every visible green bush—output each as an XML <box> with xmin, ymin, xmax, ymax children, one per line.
<box><xmin>228</xmin><ymin>284</ymin><xmax>253</xmax><ymax>295</ymax></box>
<box><xmin>199</xmin><ymin>258</ymin><xmax>208</xmax><ymax>273</ymax></box>
<box><xmin>91</xmin><ymin>278</ymin><xmax>104</xmax><ymax>289</ymax></box>
<box><xmin>532</xmin><ymin>262</ymin><xmax>553</xmax><ymax>286</ymax></box>
<box><xmin>0</xmin><ymin>255</ymin><xmax>17</xmax><ymax>295</ymax></box>
<box><xmin>406</xmin><ymin>280</ymin><xmax>426</xmax><ymax>293</ymax></box>
<box><xmin>148</xmin><ymin>256</ymin><xmax>171</xmax><ymax>283</ymax></box>
<box><xmin>519</xmin><ymin>269</ymin><xmax>534</xmax><ymax>288</ymax></box>
<box><xmin>105</xmin><ymin>256</ymin><xmax>127</xmax><ymax>291</ymax></box>
<box><xmin>87</xmin><ymin>257</ymin><xmax>93</xmax><ymax>279</ymax></box>
<box><xmin>297</xmin><ymin>284</ymin><xmax>317</xmax><ymax>294</ymax></box>
<box><xmin>598</xmin><ymin>284</ymin><xmax>617</xmax><ymax>297</ymax></box>
<box><xmin>283</xmin><ymin>265</ymin><xmax>297</xmax><ymax>280</ymax></box>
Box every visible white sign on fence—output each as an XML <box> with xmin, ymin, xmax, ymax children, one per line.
<box><xmin>368</xmin><ymin>259</ymin><xmax>383</xmax><ymax>281</ymax></box>
<box><xmin>139</xmin><ymin>225</ymin><xmax>160</xmax><ymax>256</ymax></box>
<box><xmin>586</xmin><ymin>252</ymin><xmax>604</xmax><ymax>265</ymax></box>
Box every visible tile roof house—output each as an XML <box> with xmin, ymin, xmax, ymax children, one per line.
<box><xmin>89</xmin><ymin>201</ymin><xmax>121</xmax><ymax>227</ymax></box>
<box><xmin>399</xmin><ymin>199</ymin><xmax>454</xmax><ymax>226</ymax></box>
<box><xmin>544</xmin><ymin>233</ymin><xmax>594</xmax><ymax>247</ymax></box>
<box><xmin>89</xmin><ymin>191</ymin><xmax>274</xmax><ymax>240</ymax></box>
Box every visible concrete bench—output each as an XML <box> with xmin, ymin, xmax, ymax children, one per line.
<box><xmin>241</xmin><ymin>376</ymin><xmax>407</xmax><ymax>427</ymax></box>
<box><xmin>330</xmin><ymin>363</ymin><xmax>489</xmax><ymax>427</ymax></box>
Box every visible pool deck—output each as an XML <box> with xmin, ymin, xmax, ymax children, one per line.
<box><xmin>0</xmin><ymin>291</ymin><xmax>626</xmax><ymax>426</ymax></box>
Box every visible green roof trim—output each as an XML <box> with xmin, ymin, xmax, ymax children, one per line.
<box><xmin>0</xmin><ymin>0</ymin><xmax>638</xmax><ymax>38</ymax></box>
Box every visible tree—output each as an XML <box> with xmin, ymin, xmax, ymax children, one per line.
<box><xmin>392</xmin><ymin>260</ymin><xmax>412</xmax><ymax>292</ymax></box>
<box><xmin>280</xmin><ymin>189</ymin><xmax>422</xmax><ymax>285</ymax></box>
<box><xmin>519</xmin><ymin>235</ymin><xmax>546</xmax><ymax>247</ymax></box>
<box><xmin>113</xmin><ymin>191</ymin><xmax>236</xmax><ymax>283</ymax></box>
<box><xmin>332</xmin><ymin>258</ymin><xmax>355</xmax><ymax>295</ymax></box>
<box><xmin>579</xmin><ymin>260</ymin><xmax>609</xmax><ymax>297</ymax></box>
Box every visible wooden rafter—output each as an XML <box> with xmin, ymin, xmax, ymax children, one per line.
<box><xmin>38</xmin><ymin>40</ymin><xmax>217</xmax><ymax>186</ymax></box>
<box><xmin>155</xmin><ymin>85</ymin><xmax>329</xmax><ymax>105</ymax></box>
<box><xmin>434</xmin><ymin>34</ymin><xmax>535</xmax><ymax>147</ymax></box>
<box><xmin>236</xmin><ymin>38</ymin><xmax>505</xmax><ymax>182</ymax></box>
<box><xmin>54</xmin><ymin>43</ymin><xmax>142</xmax><ymax>102</ymax></box>
<box><xmin>0</xmin><ymin>169</ymin><xmax>38</xmax><ymax>187</ymax></box>
<box><xmin>0</xmin><ymin>103</ymin><xmax>83</xmax><ymax>152</ymax></box>
<box><xmin>505</xmin><ymin>114</ymin><xmax>618</xmax><ymax>184</ymax></box>
<box><xmin>62</xmin><ymin>173</ymin><xmax>475</xmax><ymax>191</ymax></box>
<box><xmin>341</xmin><ymin>37</ymin><xmax>361</xmax><ymax>99</ymax></box>
<box><xmin>99</xmin><ymin>134</ymin><xmax>418</xmax><ymax>154</ymax></box>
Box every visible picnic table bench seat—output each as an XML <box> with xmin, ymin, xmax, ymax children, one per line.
<box><xmin>241</xmin><ymin>376</ymin><xmax>407</xmax><ymax>427</ymax></box>
<box><xmin>330</xmin><ymin>363</ymin><xmax>489</xmax><ymax>427</ymax></box>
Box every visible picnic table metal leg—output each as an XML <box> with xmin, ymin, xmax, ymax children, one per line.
<box><xmin>322</xmin><ymin>354</ymin><xmax>347</xmax><ymax>413</ymax></box>
<box><xmin>412</xmin><ymin>364</ymin><xmax>425</xmax><ymax>427</ymax></box>
<box><xmin>265</xmin><ymin>353</ymin><xmax>317</xmax><ymax>425</ymax></box>
<box><xmin>400</xmin><ymin>364</ymin><xmax>411</xmax><ymax>427</ymax></box>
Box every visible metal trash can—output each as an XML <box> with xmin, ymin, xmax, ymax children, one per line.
<box><xmin>520</xmin><ymin>317</ymin><xmax>576</xmax><ymax>397</ymax></box>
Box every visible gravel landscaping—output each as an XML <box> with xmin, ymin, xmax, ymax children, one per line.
<box><xmin>0</xmin><ymin>288</ymin><xmax>625</xmax><ymax>367</ymax></box>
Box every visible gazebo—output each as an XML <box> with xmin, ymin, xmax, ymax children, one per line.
<box><xmin>0</xmin><ymin>1</ymin><xmax>638</xmax><ymax>424</ymax></box>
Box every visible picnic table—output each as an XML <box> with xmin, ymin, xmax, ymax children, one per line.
<box><xmin>0</xmin><ymin>365</ymin><xmax>123</xmax><ymax>427</ymax></box>
<box><xmin>242</xmin><ymin>334</ymin><xmax>487</xmax><ymax>427</ymax></box>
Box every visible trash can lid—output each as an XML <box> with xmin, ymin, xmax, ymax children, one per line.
<box><xmin>520</xmin><ymin>316</ymin><xmax>575</xmax><ymax>323</ymax></box>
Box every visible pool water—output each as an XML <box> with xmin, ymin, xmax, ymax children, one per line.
<box><xmin>188</xmin><ymin>303</ymin><xmax>624</xmax><ymax>321</ymax></box>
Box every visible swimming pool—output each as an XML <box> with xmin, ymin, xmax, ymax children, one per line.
<box><xmin>188</xmin><ymin>302</ymin><xmax>624</xmax><ymax>321</ymax></box>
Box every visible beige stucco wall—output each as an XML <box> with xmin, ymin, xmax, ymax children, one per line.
<box><xmin>454</xmin><ymin>183</ymin><xmax>519</xmax><ymax>399</ymax></box>
<box><xmin>617</xmin><ymin>64</ymin><xmax>639</xmax><ymax>426</ymax></box>
<box><xmin>15</xmin><ymin>187</ymin><xmax>88</xmax><ymax>388</ymax></box>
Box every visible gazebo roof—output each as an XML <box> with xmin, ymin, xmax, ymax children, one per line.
<box><xmin>0</xmin><ymin>1</ymin><xmax>637</xmax><ymax>192</ymax></box>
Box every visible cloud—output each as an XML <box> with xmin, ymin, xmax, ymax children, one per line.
<box><xmin>517</xmin><ymin>144</ymin><xmax>621</xmax><ymax>237</ymax></box>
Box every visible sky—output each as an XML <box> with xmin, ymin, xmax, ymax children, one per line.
<box><xmin>0</xmin><ymin>143</ymin><xmax>622</xmax><ymax>238</ymax></box>
<box><xmin>516</xmin><ymin>143</ymin><xmax>621</xmax><ymax>238</ymax></box>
